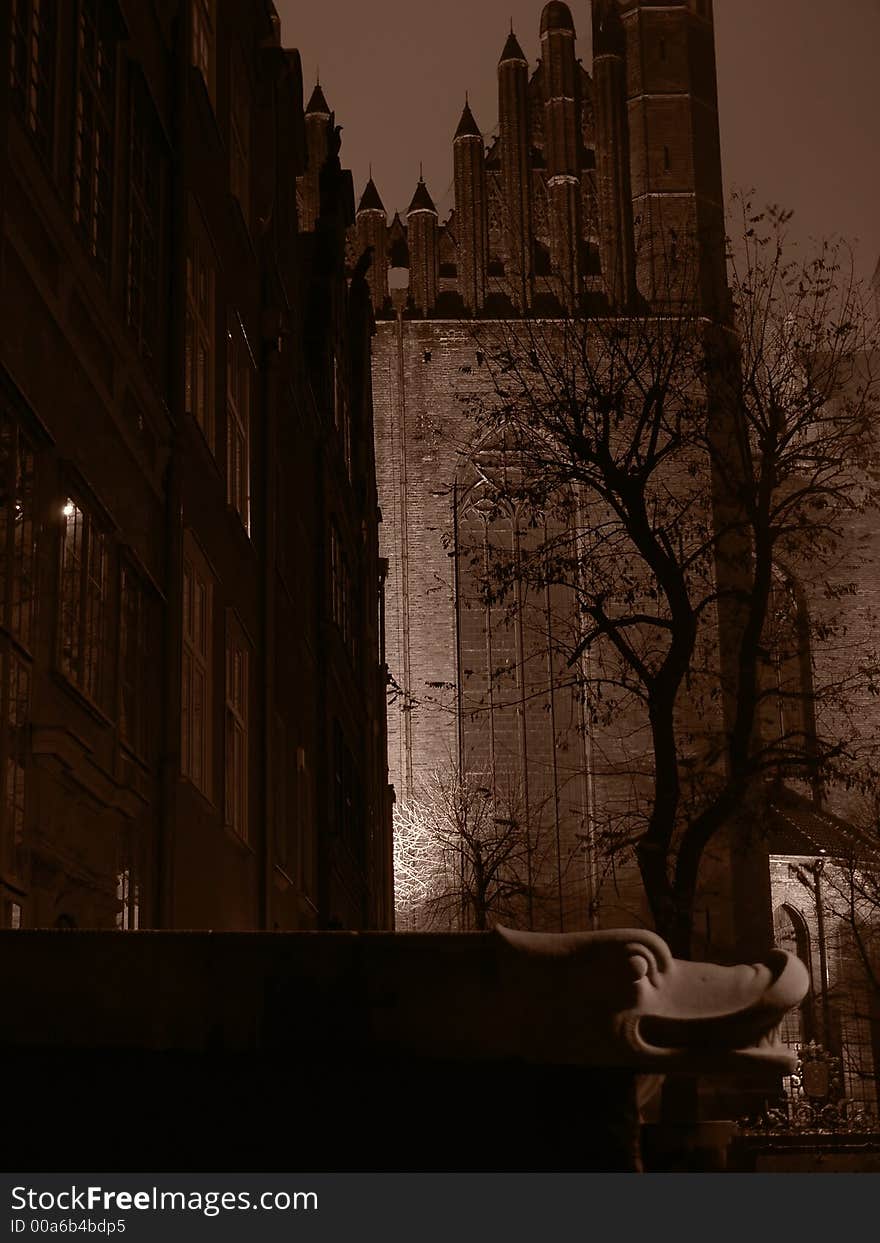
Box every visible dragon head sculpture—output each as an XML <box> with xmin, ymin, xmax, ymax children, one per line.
<box><xmin>493</xmin><ymin>926</ymin><xmax>809</xmax><ymax>1073</ymax></box>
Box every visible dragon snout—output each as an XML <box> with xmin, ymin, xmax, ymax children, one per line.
<box><xmin>627</xmin><ymin>948</ymin><xmax>810</xmax><ymax>1070</ymax></box>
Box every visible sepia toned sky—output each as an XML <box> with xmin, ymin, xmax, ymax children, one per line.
<box><xmin>274</xmin><ymin>1</ymin><xmax>880</xmax><ymax>280</ymax></box>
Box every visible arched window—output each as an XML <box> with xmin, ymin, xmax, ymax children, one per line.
<box><xmin>774</xmin><ymin>904</ymin><xmax>814</xmax><ymax>1048</ymax></box>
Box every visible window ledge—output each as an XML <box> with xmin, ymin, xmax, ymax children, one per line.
<box><xmin>51</xmin><ymin>669</ymin><xmax>115</xmax><ymax>730</ymax></box>
<box><xmin>226</xmin><ymin>503</ymin><xmax>255</xmax><ymax>548</ymax></box>
<box><xmin>178</xmin><ymin>772</ymin><xmax>216</xmax><ymax>811</ymax></box>
<box><xmin>223</xmin><ymin>822</ymin><xmax>254</xmax><ymax>855</ymax></box>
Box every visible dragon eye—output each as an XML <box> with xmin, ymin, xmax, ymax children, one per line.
<box><xmin>628</xmin><ymin>952</ymin><xmax>652</xmax><ymax>980</ymax></box>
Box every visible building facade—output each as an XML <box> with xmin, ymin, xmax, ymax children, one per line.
<box><xmin>359</xmin><ymin>0</ymin><xmax>728</xmax><ymax>933</ymax></box>
<box><xmin>0</xmin><ymin>0</ymin><xmax>392</xmax><ymax>933</ymax></box>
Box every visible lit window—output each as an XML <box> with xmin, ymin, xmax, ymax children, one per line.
<box><xmin>127</xmin><ymin>73</ymin><xmax>163</xmax><ymax>373</ymax></box>
<box><xmin>191</xmin><ymin>0</ymin><xmax>216</xmax><ymax>103</ymax></box>
<box><xmin>185</xmin><ymin>232</ymin><xmax>215</xmax><ymax>449</ymax></box>
<box><xmin>225</xmin><ymin>623</ymin><xmax>248</xmax><ymax>841</ymax></box>
<box><xmin>229</xmin><ymin>50</ymin><xmax>251</xmax><ymax>227</ymax></box>
<box><xmin>181</xmin><ymin>539</ymin><xmax>212</xmax><ymax>799</ymax></box>
<box><xmin>226</xmin><ymin>319</ymin><xmax>251</xmax><ymax>531</ymax></box>
<box><xmin>73</xmin><ymin>0</ymin><xmax>119</xmax><ymax>280</ymax></box>
<box><xmin>115</xmin><ymin>866</ymin><xmax>139</xmax><ymax>930</ymax></box>
<box><xmin>59</xmin><ymin>496</ymin><xmax>107</xmax><ymax>704</ymax></box>
<box><xmin>10</xmin><ymin>0</ymin><xmax>57</xmax><ymax>157</ymax></box>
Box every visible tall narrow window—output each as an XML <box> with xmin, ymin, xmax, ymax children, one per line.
<box><xmin>225</xmin><ymin>623</ymin><xmax>248</xmax><ymax>841</ymax></box>
<box><xmin>333</xmin><ymin>721</ymin><xmax>364</xmax><ymax>865</ymax></box>
<box><xmin>181</xmin><ymin>540</ymin><xmax>212</xmax><ymax>798</ymax></box>
<box><xmin>127</xmin><ymin>73</ymin><xmax>163</xmax><ymax>373</ymax></box>
<box><xmin>119</xmin><ymin>563</ymin><xmax>152</xmax><ymax>760</ymax></box>
<box><xmin>0</xmin><ymin>413</ymin><xmax>37</xmax><ymax>651</ymax></box>
<box><xmin>273</xmin><ymin>713</ymin><xmax>288</xmax><ymax>869</ymax></box>
<box><xmin>185</xmin><ymin>232</ymin><xmax>215</xmax><ymax>449</ymax></box>
<box><xmin>1</xmin><ymin>652</ymin><xmax>30</xmax><ymax>882</ymax></box>
<box><xmin>0</xmin><ymin>408</ymin><xmax>36</xmax><ymax>886</ymax></box>
<box><xmin>296</xmin><ymin>746</ymin><xmax>316</xmax><ymax>903</ymax></box>
<box><xmin>229</xmin><ymin>50</ymin><xmax>251</xmax><ymax>228</ymax></box>
<box><xmin>226</xmin><ymin>319</ymin><xmax>251</xmax><ymax>531</ymax></box>
<box><xmin>10</xmin><ymin>0</ymin><xmax>57</xmax><ymax>158</ymax></box>
<box><xmin>333</xmin><ymin>355</ymin><xmax>352</xmax><ymax>478</ymax></box>
<box><xmin>115</xmin><ymin>865</ymin><xmax>140</xmax><ymax>930</ymax></box>
<box><xmin>73</xmin><ymin>0</ymin><xmax>118</xmax><ymax>280</ymax></box>
<box><xmin>191</xmin><ymin>0</ymin><xmax>216</xmax><ymax>104</ymax></box>
<box><xmin>329</xmin><ymin>523</ymin><xmax>351</xmax><ymax>645</ymax></box>
<box><xmin>59</xmin><ymin>496</ymin><xmax>107</xmax><ymax>704</ymax></box>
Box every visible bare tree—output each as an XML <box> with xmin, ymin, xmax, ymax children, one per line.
<box><xmin>459</xmin><ymin>198</ymin><xmax>880</xmax><ymax>955</ymax></box>
<box><xmin>393</xmin><ymin>763</ymin><xmax>560</xmax><ymax>932</ymax></box>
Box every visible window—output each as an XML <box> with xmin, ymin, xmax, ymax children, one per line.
<box><xmin>185</xmin><ymin>232</ymin><xmax>215</xmax><ymax>449</ymax></box>
<box><xmin>59</xmin><ymin>496</ymin><xmax>108</xmax><ymax>704</ymax></box>
<box><xmin>115</xmin><ymin>865</ymin><xmax>139</xmax><ymax>930</ymax></box>
<box><xmin>1</xmin><ymin>651</ymin><xmax>30</xmax><ymax>883</ymax></box>
<box><xmin>774</xmin><ymin>904</ymin><xmax>813</xmax><ymax>1048</ymax></box>
<box><xmin>273</xmin><ymin>714</ymin><xmax>288</xmax><ymax>869</ymax></box>
<box><xmin>226</xmin><ymin>319</ymin><xmax>251</xmax><ymax>530</ymax></box>
<box><xmin>119</xmin><ymin>562</ymin><xmax>152</xmax><ymax>760</ymax></box>
<box><xmin>0</xmin><ymin>408</ymin><xmax>35</xmax><ymax>886</ymax></box>
<box><xmin>191</xmin><ymin>0</ymin><xmax>216</xmax><ymax>103</ymax></box>
<box><xmin>225</xmin><ymin>622</ymin><xmax>248</xmax><ymax>841</ymax></box>
<box><xmin>73</xmin><ymin>0</ymin><xmax>118</xmax><ymax>280</ymax></box>
<box><xmin>329</xmin><ymin>522</ymin><xmax>352</xmax><ymax>647</ymax></box>
<box><xmin>127</xmin><ymin>73</ymin><xmax>163</xmax><ymax>373</ymax></box>
<box><xmin>10</xmin><ymin>0</ymin><xmax>57</xmax><ymax>158</ymax></box>
<box><xmin>296</xmin><ymin>746</ymin><xmax>316</xmax><ymax>902</ymax></box>
<box><xmin>229</xmin><ymin>50</ymin><xmax>251</xmax><ymax>228</ymax></box>
<box><xmin>0</xmin><ymin>412</ymin><xmax>37</xmax><ymax>651</ymax></box>
<box><xmin>181</xmin><ymin>540</ymin><xmax>212</xmax><ymax>798</ymax></box>
<box><xmin>333</xmin><ymin>721</ymin><xmax>363</xmax><ymax>864</ymax></box>
<box><xmin>333</xmin><ymin>356</ymin><xmax>352</xmax><ymax>477</ymax></box>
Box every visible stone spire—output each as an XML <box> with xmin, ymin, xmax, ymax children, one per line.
<box><xmin>541</xmin><ymin>2</ymin><xmax>581</xmax><ymax>307</ymax></box>
<box><xmin>453</xmin><ymin>100</ymin><xmax>489</xmax><ymax>314</ymax></box>
<box><xmin>407</xmin><ymin>177</ymin><xmax>439</xmax><ymax>316</ymax></box>
<box><xmin>498</xmin><ymin>26</ymin><xmax>532</xmax><ymax>311</ymax></box>
<box><xmin>591</xmin><ymin>0</ymin><xmax>636</xmax><ymax>307</ymax></box>
<box><xmin>301</xmin><ymin>79</ymin><xmax>332</xmax><ymax>232</ymax></box>
<box><xmin>356</xmin><ymin>177</ymin><xmax>389</xmax><ymax>310</ymax></box>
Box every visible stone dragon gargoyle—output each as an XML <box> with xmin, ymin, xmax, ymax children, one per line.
<box><xmin>352</xmin><ymin>927</ymin><xmax>811</xmax><ymax>1074</ymax></box>
<box><xmin>476</xmin><ymin>926</ymin><xmax>810</xmax><ymax>1073</ymax></box>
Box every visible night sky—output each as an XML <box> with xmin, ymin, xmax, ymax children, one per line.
<box><xmin>274</xmin><ymin>0</ymin><xmax>880</xmax><ymax>282</ymax></box>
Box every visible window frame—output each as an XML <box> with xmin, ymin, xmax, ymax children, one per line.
<box><xmin>229</xmin><ymin>47</ymin><xmax>251</xmax><ymax>229</ymax></box>
<box><xmin>180</xmin><ymin>534</ymin><xmax>213</xmax><ymax>801</ymax></box>
<box><xmin>226</xmin><ymin>315</ymin><xmax>252</xmax><ymax>533</ymax></box>
<box><xmin>9</xmin><ymin>0</ymin><xmax>58</xmax><ymax>160</ymax></box>
<box><xmin>72</xmin><ymin>0</ymin><xmax>120</xmax><ymax>281</ymax></box>
<box><xmin>185</xmin><ymin>227</ymin><xmax>216</xmax><ymax>452</ymax></box>
<box><xmin>191</xmin><ymin>0</ymin><xmax>216</xmax><ymax>106</ymax></box>
<box><xmin>57</xmin><ymin>491</ymin><xmax>109</xmax><ymax>709</ymax></box>
<box><xmin>118</xmin><ymin>557</ymin><xmax>154</xmax><ymax>764</ymax></box>
<box><xmin>126</xmin><ymin>70</ymin><xmax>164</xmax><ymax>375</ymax></box>
<box><xmin>224</xmin><ymin>613</ymin><xmax>249</xmax><ymax>842</ymax></box>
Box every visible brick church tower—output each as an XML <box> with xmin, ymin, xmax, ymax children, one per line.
<box><xmin>361</xmin><ymin>1</ymin><xmax>729</xmax><ymax>932</ymax></box>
